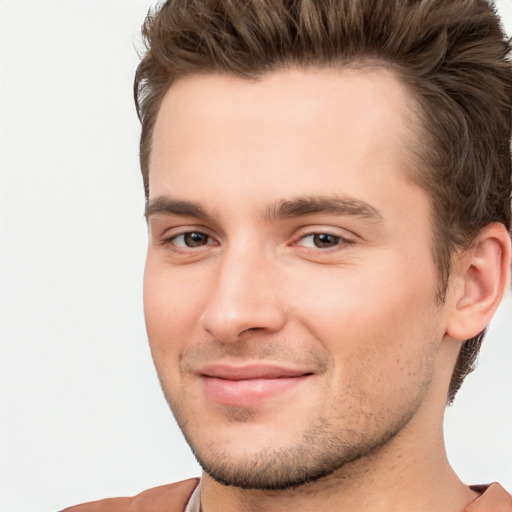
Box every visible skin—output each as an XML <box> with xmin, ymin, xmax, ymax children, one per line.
<box><xmin>144</xmin><ymin>67</ymin><xmax>492</xmax><ymax>512</ymax></box>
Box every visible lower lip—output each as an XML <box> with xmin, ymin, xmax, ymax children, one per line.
<box><xmin>201</xmin><ymin>375</ymin><xmax>310</xmax><ymax>407</ymax></box>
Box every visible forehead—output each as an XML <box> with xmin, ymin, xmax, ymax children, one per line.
<box><xmin>149</xmin><ymin>67</ymin><xmax>419</xmax><ymax>209</ymax></box>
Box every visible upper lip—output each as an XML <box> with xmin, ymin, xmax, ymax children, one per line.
<box><xmin>197</xmin><ymin>363</ymin><xmax>313</xmax><ymax>380</ymax></box>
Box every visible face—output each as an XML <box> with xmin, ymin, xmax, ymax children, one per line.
<box><xmin>144</xmin><ymin>68</ymin><xmax>449</xmax><ymax>489</ymax></box>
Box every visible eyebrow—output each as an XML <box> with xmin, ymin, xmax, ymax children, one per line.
<box><xmin>265</xmin><ymin>195</ymin><xmax>383</xmax><ymax>222</ymax></box>
<box><xmin>145</xmin><ymin>194</ymin><xmax>383</xmax><ymax>223</ymax></box>
<box><xmin>145</xmin><ymin>196</ymin><xmax>210</xmax><ymax>220</ymax></box>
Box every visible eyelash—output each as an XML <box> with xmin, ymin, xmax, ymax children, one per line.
<box><xmin>294</xmin><ymin>232</ymin><xmax>354</xmax><ymax>251</ymax></box>
<box><xmin>161</xmin><ymin>231</ymin><xmax>216</xmax><ymax>251</ymax></box>
<box><xmin>160</xmin><ymin>229</ymin><xmax>354</xmax><ymax>254</ymax></box>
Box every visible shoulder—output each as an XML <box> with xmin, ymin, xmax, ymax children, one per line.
<box><xmin>59</xmin><ymin>477</ymin><xmax>200</xmax><ymax>512</ymax></box>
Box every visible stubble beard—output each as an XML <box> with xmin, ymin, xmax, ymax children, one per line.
<box><xmin>161</xmin><ymin>376</ymin><xmax>433</xmax><ymax>491</ymax></box>
<box><xmin>155</xmin><ymin>322</ymin><xmax>440</xmax><ymax>491</ymax></box>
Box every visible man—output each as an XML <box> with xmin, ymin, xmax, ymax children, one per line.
<box><xmin>63</xmin><ymin>0</ymin><xmax>512</xmax><ymax>510</ymax></box>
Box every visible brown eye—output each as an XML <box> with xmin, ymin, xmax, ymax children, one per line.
<box><xmin>312</xmin><ymin>233</ymin><xmax>341</xmax><ymax>248</ymax></box>
<box><xmin>183</xmin><ymin>232</ymin><xmax>209</xmax><ymax>247</ymax></box>
<box><xmin>169</xmin><ymin>232</ymin><xmax>212</xmax><ymax>248</ymax></box>
<box><xmin>295</xmin><ymin>232</ymin><xmax>349</xmax><ymax>251</ymax></box>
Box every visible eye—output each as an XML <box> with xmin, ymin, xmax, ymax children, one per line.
<box><xmin>297</xmin><ymin>232</ymin><xmax>348</xmax><ymax>249</ymax></box>
<box><xmin>170</xmin><ymin>231</ymin><xmax>212</xmax><ymax>248</ymax></box>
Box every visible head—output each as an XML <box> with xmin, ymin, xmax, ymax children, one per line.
<box><xmin>136</xmin><ymin>0</ymin><xmax>512</xmax><ymax>402</ymax></box>
<box><xmin>136</xmin><ymin>0</ymin><xmax>512</xmax><ymax>489</ymax></box>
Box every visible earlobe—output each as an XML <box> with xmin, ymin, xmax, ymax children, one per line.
<box><xmin>446</xmin><ymin>223</ymin><xmax>511</xmax><ymax>341</ymax></box>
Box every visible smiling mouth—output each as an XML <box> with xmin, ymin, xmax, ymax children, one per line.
<box><xmin>198</xmin><ymin>363</ymin><xmax>314</xmax><ymax>407</ymax></box>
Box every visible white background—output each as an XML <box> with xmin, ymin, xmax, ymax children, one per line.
<box><xmin>0</xmin><ymin>1</ymin><xmax>511</xmax><ymax>511</ymax></box>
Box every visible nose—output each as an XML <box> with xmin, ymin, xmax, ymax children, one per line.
<box><xmin>200</xmin><ymin>245</ymin><xmax>287</xmax><ymax>343</ymax></box>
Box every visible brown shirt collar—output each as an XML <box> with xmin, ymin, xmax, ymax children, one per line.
<box><xmin>464</xmin><ymin>483</ymin><xmax>512</xmax><ymax>512</ymax></box>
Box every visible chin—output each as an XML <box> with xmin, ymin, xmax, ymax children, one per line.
<box><xmin>182</xmin><ymin>414</ymin><xmax>408</xmax><ymax>491</ymax></box>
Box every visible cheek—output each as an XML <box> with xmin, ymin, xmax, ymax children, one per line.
<box><xmin>295</xmin><ymin>272</ymin><xmax>440</xmax><ymax>417</ymax></box>
<box><xmin>286</xmin><ymin>252</ymin><xmax>440</xmax><ymax>372</ymax></box>
<box><xmin>143</xmin><ymin>258</ymin><xmax>207</xmax><ymax>366</ymax></box>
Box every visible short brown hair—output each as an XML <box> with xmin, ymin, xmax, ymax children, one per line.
<box><xmin>134</xmin><ymin>0</ymin><xmax>512</xmax><ymax>402</ymax></box>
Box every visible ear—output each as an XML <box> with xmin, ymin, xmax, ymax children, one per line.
<box><xmin>446</xmin><ymin>223</ymin><xmax>511</xmax><ymax>341</ymax></box>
